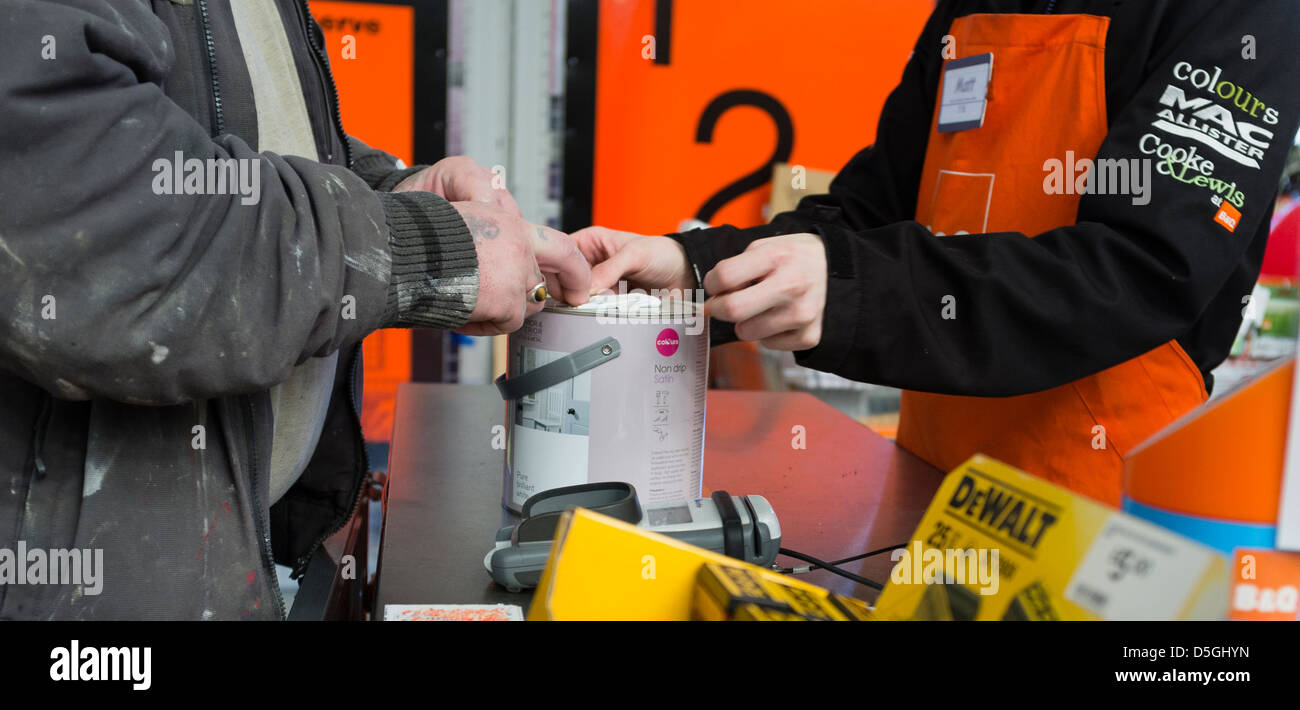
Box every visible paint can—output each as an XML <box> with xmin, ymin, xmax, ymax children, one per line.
<box><xmin>496</xmin><ymin>293</ymin><xmax>709</xmax><ymax>513</ymax></box>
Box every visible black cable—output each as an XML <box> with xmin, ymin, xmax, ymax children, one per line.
<box><xmin>828</xmin><ymin>543</ymin><xmax>909</xmax><ymax>567</ymax></box>
<box><xmin>777</xmin><ymin>543</ymin><xmax>908</xmax><ymax>574</ymax></box>
<box><xmin>777</xmin><ymin>547</ymin><xmax>884</xmax><ymax>591</ymax></box>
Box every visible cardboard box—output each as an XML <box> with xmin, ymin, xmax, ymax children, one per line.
<box><xmin>693</xmin><ymin>561</ymin><xmax>873</xmax><ymax>621</ymax></box>
<box><xmin>873</xmin><ymin>455</ymin><xmax>1230</xmax><ymax>620</ymax></box>
<box><xmin>527</xmin><ymin>508</ymin><xmax>846</xmax><ymax>621</ymax></box>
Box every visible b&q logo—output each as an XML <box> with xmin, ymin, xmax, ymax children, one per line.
<box><xmin>1233</xmin><ymin>582</ymin><xmax>1298</xmax><ymax>617</ymax></box>
<box><xmin>1230</xmin><ymin>550</ymin><xmax>1300</xmax><ymax>621</ymax></box>
<box><xmin>1214</xmin><ymin>201</ymin><xmax>1241</xmax><ymax>233</ymax></box>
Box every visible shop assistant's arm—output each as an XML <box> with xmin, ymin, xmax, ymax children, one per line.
<box><xmin>682</xmin><ymin>2</ymin><xmax>1300</xmax><ymax>396</ymax></box>
<box><xmin>782</xmin><ymin>2</ymin><xmax>1300</xmax><ymax>396</ymax></box>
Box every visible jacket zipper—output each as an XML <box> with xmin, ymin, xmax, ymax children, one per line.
<box><xmin>294</xmin><ymin>0</ymin><xmax>354</xmax><ymax>169</ymax></box>
<box><xmin>290</xmin><ymin>344</ymin><xmax>371</xmax><ymax>578</ymax></box>
<box><xmin>187</xmin><ymin>0</ymin><xmax>365</xmax><ymax>611</ymax></box>
<box><xmin>31</xmin><ymin>393</ymin><xmax>52</xmax><ymax>477</ymax></box>
<box><xmin>280</xmin><ymin>2</ymin><xmax>366</xmax><ymax>576</ymax></box>
<box><xmin>196</xmin><ymin>0</ymin><xmax>225</xmax><ymax>134</ymax></box>
<box><xmin>243</xmin><ymin>397</ymin><xmax>287</xmax><ymax>619</ymax></box>
<box><xmin>1</xmin><ymin>392</ymin><xmax>52</xmax><ymax>613</ymax></box>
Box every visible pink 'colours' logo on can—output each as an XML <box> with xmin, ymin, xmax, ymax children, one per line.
<box><xmin>656</xmin><ymin>328</ymin><xmax>680</xmax><ymax>356</ymax></box>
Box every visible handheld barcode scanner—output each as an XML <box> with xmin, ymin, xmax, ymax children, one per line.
<box><xmin>485</xmin><ymin>482</ymin><xmax>782</xmax><ymax>592</ymax></box>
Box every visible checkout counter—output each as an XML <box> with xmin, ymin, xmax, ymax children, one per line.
<box><xmin>372</xmin><ymin>382</ymin><xmax>944</xmax><ymax>614</ymax></box>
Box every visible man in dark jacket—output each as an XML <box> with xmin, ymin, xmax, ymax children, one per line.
<box><xmin>577</xmin><ymin>0</ymin><xmax>1300</xmax><ymax>503</ymax></box>
<box><xmin>0</xmin><ymin>0</ymin><xmax>589</xmax><ymax>619</ymax></box>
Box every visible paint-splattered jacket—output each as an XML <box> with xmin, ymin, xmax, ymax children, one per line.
<box><xmin>0</xmin><ymin>0</ymin><xmax>477</xmax><ymax>618</ymax></box>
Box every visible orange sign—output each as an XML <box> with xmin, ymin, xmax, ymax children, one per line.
<box><xmin>1229</xmin><ymin>549</ymin><xmax>1300</xmax><ymax>621</ymax></box>
<box><xmin>311</xmin><ymin>1</ymin><xmax>417</xmax><ymax>441</ymax></box>
<box><xmin>311</xmin><ymin>1</ymin><xmax>415</xmax><ymax>164</ymax></box>
<box><xmin>591</xmin><ymin>0</ymin><xmax>935</xmax><ymax>234</ymax></box>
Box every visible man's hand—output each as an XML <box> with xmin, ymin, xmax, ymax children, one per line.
<box><xmin>453</xmin><ymin>202</ymin><xmax>590</xmax><ymax>336</ymax></box>
<box><xmin>704</xmin><ymin>233</ymin><xmax>827</xmax><ymax>351</ymax></box>
<box><xmin>394</xmin><ymin>156</ymin><xmax>522</xmax><ymax>217</ymax></box>
<box><xmin>572</xmin><ymin>226</ymin><xmax>695</xmax><ymax>292</ymax></box>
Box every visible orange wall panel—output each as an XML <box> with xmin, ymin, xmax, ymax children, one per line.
<box><xmin>311</xmin><ymin>1</ymin><xmax>415</xmax><ymax>164</ymax></box>
<box><xmin>592</xmin><ymin>0</ymin><xmax>935</xmax><ymax>234</ymax></box>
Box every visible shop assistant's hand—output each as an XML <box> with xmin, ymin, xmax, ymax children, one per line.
<box><xmin>394</xmin><ymin>156</ymin><xmax>522</xmax><ymax>217</ymax></box>
<box><xmin>704</xmin><ymin>233</ymin><xmax>827</xmax><ymax>351</ymax></box>
<box><xmin>453</xmin><ymin>202</ymin><xmax>591</xmax><ymax>336</ymax></box>
<box><xmin>572</xmin><ymin>226</ymin><xmax>695</xmax><ymax>293</ymax></box>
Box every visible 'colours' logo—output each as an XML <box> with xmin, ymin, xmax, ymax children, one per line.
<box><xmin>656</xmin><ymin>329</ymin><xmax>680</xmax><ymax>356</ymax></box>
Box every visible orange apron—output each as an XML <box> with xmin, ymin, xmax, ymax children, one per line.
<box><xmin>896</xmin><ymin>13</ymin><xmax>1208</xmax><ymax>506</ymax></box>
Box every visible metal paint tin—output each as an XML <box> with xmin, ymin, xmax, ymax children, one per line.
<box><xmin>498</xmin><ymin>293</ymin><xmax>709</xmax><ymax>513</ymax></box>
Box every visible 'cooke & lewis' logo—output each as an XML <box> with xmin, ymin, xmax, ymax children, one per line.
<box><xmin>655</xmin><ymin>329</ymin><xmax>680</xmax><ymax>356</ymax></box>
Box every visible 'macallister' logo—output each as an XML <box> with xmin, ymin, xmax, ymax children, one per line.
<box><xmin>1151</xmin><ymin>61</ymin><xmax>1280</xmax><ymax>170</ymax></box>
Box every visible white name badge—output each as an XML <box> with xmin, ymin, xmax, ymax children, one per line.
<box><xmin>937</xmin><ymin>52</ymin><xmax>993</xmax><ymax>133</ymax></box>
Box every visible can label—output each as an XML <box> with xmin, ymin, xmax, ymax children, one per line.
<box><xmin>504</xmin><ymin>309</ymin><xmax>707</xmax><ymax>510</ymax></box>
<box><xmin>509</xmin><ymin>340</ymin><xmax>593</xmax><ymax>503</ymax></box>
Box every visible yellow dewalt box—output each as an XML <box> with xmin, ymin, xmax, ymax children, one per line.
<box><xmin>527</xmin><ymin>507</ymin><xmax>852</xmax><ymax>621</ymax></box>
<box><xmin>693</xmin><ymin>562</ymin><xmax>873</xmax><ymax>621</ymax></box>
<box><xmin>873</xmin><ymin>455</ymin><xmax>1231</xmax><ymax>621</ymax></box>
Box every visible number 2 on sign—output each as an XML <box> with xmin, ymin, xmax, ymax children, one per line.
<box><xmin>693</xmin><ymin>89</ymin><xmax>793</xmax><ymax>223</ymax></box>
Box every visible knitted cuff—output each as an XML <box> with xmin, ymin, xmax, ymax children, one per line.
<box><xmin>377</xmin><ymin>191</ymin><xmax>478</xmax><ymax>329</ymax></box>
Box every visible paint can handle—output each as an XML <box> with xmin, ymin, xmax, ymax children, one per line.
<box><xmin>494</xmin><ymin>336</ymin><xmax>622</xmax><ymax>401</ymax></box>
